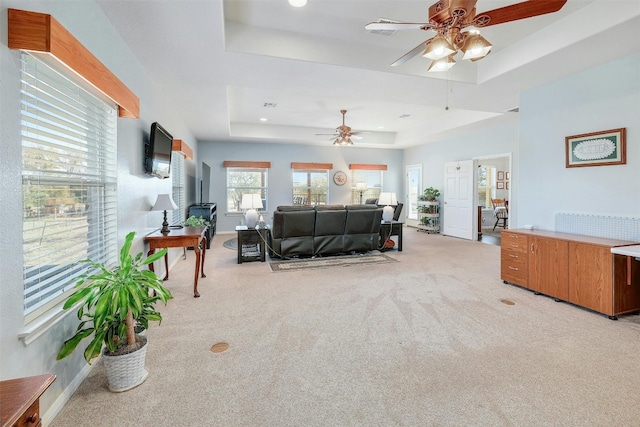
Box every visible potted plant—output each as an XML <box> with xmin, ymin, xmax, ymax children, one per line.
<box><xmin>183</xmin><ymin>215</ymin><xmax>210</xmax><ymax>227</ymax></box>
<box><xmin>421</xmin><ymin>187</ymin><xmax>441</xmax><ymax>201</ymax></box>
<box><xmin>56</xmin><ymin>231</ymin><xmax>172</xmax><ymax>392</ymax></box>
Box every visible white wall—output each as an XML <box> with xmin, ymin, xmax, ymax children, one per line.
<box><xmin>197</xmin><ymin>141</ymin><xmax>404</xmax><ymax>233</ymax></box>
<box><xmin>518</xmin><ymin>52</ymin><xmax>640</xmax><ymax>231</ymax></box>
<box><xmin>0</xmin><ymin>1</ymin><xmax>198</xmax><ymax>420</ymax></box>
<box><xmin>403</xmin><ymin>118</ymin><xmax>519</xmax><ymax>229</ymax></box>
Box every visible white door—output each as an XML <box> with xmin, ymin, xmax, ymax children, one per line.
<box><xmin>405</xmin><ymin>164</ymin><xmax>422</xmax><ymax>227</ymax></box>
<box><xmin>442</xmin><ymin>160</ymin><xmax>476</xmax><ymax>240</ymax></box>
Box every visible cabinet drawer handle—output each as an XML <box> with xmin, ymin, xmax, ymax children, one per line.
<box><xmin>509</xmin><ymin>244</ymin><xmax>519</xmax><ymax>248</ymax></box>
<box><xmin>508</xmin><ymin>266</ymin><xmax>519</xmax><ymax>271</ymax></box>
<box><xmin>509</xmin><ymin>254</ymin><xmax>519</xmax><ymax>258</ymax></box>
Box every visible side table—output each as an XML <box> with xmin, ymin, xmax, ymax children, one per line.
<box><xmin>379</xmin><ymin>221</ymin><xmax>403</xmax><ymax>251</ymax></box>
<box><xmin>144</xmin><ymin>226</ymin><xmax>207</xmax><ymax>297</ymax></box>
<box><xmin>0</xmin><ymin>374</ymin><xmax>55</xmax><ymax>427</ymax></box>
<box><xmin>236</xmin><ymin>225</ymin><xmax>270</xmax><ymax>264</ymax></box>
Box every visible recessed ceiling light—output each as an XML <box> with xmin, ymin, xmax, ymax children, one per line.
<box><xmin>378</xmin><ymin>126</ymin><xmax>385</xmax><ymax>129</ymax></box>
<box><xmin>288</xmin><ymin>0</ymin><xmax>307</xmax><ymax>7</ymax></box>
<box><xmin>259</xmin><ymin>117</ymin><xmax>267</xmax><ymax>122</ymax></box>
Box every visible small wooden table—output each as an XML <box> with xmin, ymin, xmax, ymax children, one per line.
<box><xmin>145</xmin><ymin>226</ymin><xmax>207</xmax><ymax>297</ymax></box>
<box><xmin>380</xmin><ymin>221</ymin><xmax>403</xmax><ymax>251</ymax></box>
<box><xmin>236</xmin><ymin>225</ymin><xmax>269</xmax><ymax>264</ymax></box>
<box><xmin>0</xmin><ymin>374</ymin><xmax>55</xmax><ymax>427</ymax></box>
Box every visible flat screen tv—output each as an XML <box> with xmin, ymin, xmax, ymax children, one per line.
<box><xmin>144</xmin><ymin>122</ymin><xmax>173</xmax><ymax>179</ymax></box>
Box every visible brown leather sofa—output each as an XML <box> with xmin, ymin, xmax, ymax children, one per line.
<box><xmin>270</xmin><ymin>204</ymin><xmax>383</xmax><ymax>259</ymax></box>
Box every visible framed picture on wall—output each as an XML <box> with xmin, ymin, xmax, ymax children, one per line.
<box><xmin>565</xmin><ymin>128</ymin><xmax>626</xmax><ymax>168</ymax></box>
<box><xmin>506</xmin><ymin>182</ymin><xmax>510</xmax><ymax>190</ymax></box>
<box><xmin>497</xmin><ymin>171</ymin><xmax>505</xmax><ymax>181</ymax></box>
<box><xmin>497</xmin><ymin>182</ymin><xmax>505</xmax><ymax>189</ymax></box>
<box><xmin>506</xmin><ymin>172</ymin><xmax>510</xmax><ymax>180</ymax></box>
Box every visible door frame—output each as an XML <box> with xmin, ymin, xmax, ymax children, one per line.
<box><xmin>473</xmin><ymin>153</ymin><xmax>512</xmax><ymax>236</ymax></box>
<box><xmin>405</xmin><ymin>164</ymin><xmax>422</xmax><ymax>227</ymax></box>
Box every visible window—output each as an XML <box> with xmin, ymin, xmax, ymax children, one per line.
<box><xmin>224</xmin><ymin>161</ymin><xmax>270</xmax><ymax>213</ymax></box>
<box><xmin>21</xmin><ymin>52</ymin><xmax>118</xmax><ymax>322</ymax></box>
<box><xmin>350</xmin><ymin>169</ymin><xmax>383</xmax><ymax>204</ymax></box>
<box><xmin>171</xmin><ymin>152</ymin><xmax>186</xmax><ymax>225</ymax></box>
<box><xmin>477</xmin><ymin>165</ymin><xmax>496</xmax><ymax>208</ymax></box>
<box><xmin>291</xmin><ymin>163</ymin><xmax>331</xmax><ymax>206</ymax></box>
<box><xmin>292</xmin><ymin>170</ymin><xmax>329</xmax><ymax>205</ymax></box>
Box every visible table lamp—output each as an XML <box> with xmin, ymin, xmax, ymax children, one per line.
<box><xmin>152</xmin><ymin>194</ymin><xmax>178</xmax><ymax>233</ymax></box>
<box><xmin>241</xmin><ymin>194</ymin><xmax>263</xmax><ymax>228</ymax></box>
<box><xmin>377</xmin><ymin>192</ymin><xmax>397</xmax><ymax>222</ymax></box>
<box><xmin>355</xmin><ymin>182</ymin><xmax>368</xmax><ymax>204</ymax></box>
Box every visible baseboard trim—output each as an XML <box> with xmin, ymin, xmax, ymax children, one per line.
<box><xmin>42</xmin><ymin>355</ymin><xmax>99</xmax><ymax>425</ymax></box>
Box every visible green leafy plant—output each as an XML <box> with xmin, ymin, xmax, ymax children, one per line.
<box><xmin>183</xmin><ymin>215</ymin><xmax>210</xmax><ymax>227</ymax></box>
<box><xmin>419</xmin><ymin>187</ymin><xmax>441</xmax><ymax>201</ymax></box>
<box><xmin>57</xmin><ymin>231</ymin><xmax>172</xmax><ymax>363</ymax></box>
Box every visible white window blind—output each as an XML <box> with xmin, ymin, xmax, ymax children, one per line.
<box><xmin>172</xmin><ymin>152</ymin><xmax>186</xmax><ymax>225</ymax></box>
<box><xmin>21</xmin><ymin>52</ymin><xmax>118</xmax><ymax>322</ymax></box>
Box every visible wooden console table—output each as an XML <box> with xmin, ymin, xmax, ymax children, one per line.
<box><xmin>145</xmin><ymin>226</ymin><xmax>207</xmax><ymax>297</ymax></box>
<box><xmin>0</xmin><ymin>374</ymin><xmax>55</xmax><ymax>427</ymax></box>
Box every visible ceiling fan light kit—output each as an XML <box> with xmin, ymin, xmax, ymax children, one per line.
<box><xmin>366</xmin><ymin>0</ymin><xmax>567</xmax><ymax>73</ymax></box>
<box><xmin>427</xmin><ymin>54</ymin><xmax>456</xmax><ymax>72</ymax></box>
<box><xmin>422</xmin><ymin>33</ymin><xmax>456</xmax><ymax>60</ymax></box>
<box><xmin>460</xmin><ymin>33</ymin><xmax>492</xmax><ymax>60</ymax></box>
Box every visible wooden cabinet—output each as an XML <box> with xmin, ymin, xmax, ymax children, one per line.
<box><xmin>0</xmin><ymin>374</ymin><xmax>55</xmax><ymax>427</ymax></box>
<box><xmin>529</xmin><ymin>236</ymin><xmax>569</xmax><ymax>300</ymax></box>
<box><xmin>501</xmin><ymin>230</ymin><xmax>640</xmax><ymax>318</ymax></box>
<box><xmin>501</xmin><ymin>231</ymin><xmax>529</xmax><ymax>287</ymax></box>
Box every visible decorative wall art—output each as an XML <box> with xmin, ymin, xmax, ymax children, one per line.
<box><xmin>497</xmin><ymin>182</ymin><xmax>505</xmax><ymax>189</ymax></box>
<box><xmin>565</xmin><ymin>128</ymin><xmax>626</xmax><ymax>168</ymax></box>
<box><xmin>506</xmin><ymin>182</ymin><xmax>510</xmax><ymax>190</ymax></box>
<box><xmin>506</xmin><ymin>172</ymin><xmax>510</xmax><ymax>180</ymax></box>
<box><xmin>497</xmin><ymin>171</ymin><xmax>505</xmax><ymax>181</ymax></box>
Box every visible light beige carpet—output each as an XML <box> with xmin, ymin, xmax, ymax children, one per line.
<box><xmin>50</xmin><ymin>228</ymin><xmax>640</xmax><ymax>426</ymax></box>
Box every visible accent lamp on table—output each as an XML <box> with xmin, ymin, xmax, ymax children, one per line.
<box><xmin>241</xmin><ymin>193</ymin><xmax>263</xmax><ymax>229</ymax></box>
<box><xmin>151</xmin><ymin>194</ymin><xmax>178</xmax><ymax>233</ymax></box>
<box><xmin>355</xmin><ymin>182</ymin><xmax>368</xmax><ymax>204</ymax></box>
<box><xmin>378</xmin><ymin>192</ymin><xmax>397</xmax><ymax>222</ymax></box>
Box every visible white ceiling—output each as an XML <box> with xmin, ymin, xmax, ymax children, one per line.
<box><xmin>96</xmin><ymin>0</ymin><xmax>640</xmax><ymax>149</ymax></box>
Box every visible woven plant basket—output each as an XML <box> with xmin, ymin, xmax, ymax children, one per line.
<box><xmin>102</xmin><ymin>335</ymin><xmax>149</xmax><ymax>392</ymax></box>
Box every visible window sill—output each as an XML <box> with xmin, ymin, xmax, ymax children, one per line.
<box><xmin>18</xmin><ymin>302</ymin><xmax>77</xmax><ymax>347</ymax></box>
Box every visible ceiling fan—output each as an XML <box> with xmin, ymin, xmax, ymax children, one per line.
<box><xmin>365</xmin><ymin>0</ymin><xmax>567</xmax><ymax>72</ymax></box>
<box><xmin>316</xmin><ymin>110</ymin><xmax>365</xmax><ymax>146</ymax></box>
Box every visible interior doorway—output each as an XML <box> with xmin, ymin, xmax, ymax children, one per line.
<box><xmin>474</xmin><ymin>153</ymin><xmax>511</xmax><ymax>245</ymax></box>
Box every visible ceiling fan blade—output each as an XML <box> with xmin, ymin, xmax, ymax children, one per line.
<box><xmin>473</xmin><ymin>0</ymin><xmax>567</xmax><ymax>27</ymax></box>
<box><xmin>391</xmin><ymin>39</ymin><xmax>430</xmax><ymax>67</ymax></box>
<box><xmin>365</xmin><ymin>21</ymin><xmax>434</xmax><ymax>31</ymax></box>
<box><xmin>350</xmin><ymin>135</ymin><xmax>364</xmax><ymax>140</ymax></box>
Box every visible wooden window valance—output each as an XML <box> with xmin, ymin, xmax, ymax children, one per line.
<box><xmin>291</xmin><ymin>162</ymin><xmax>333</xmax><ymax>170</ymax></box>
<box><xmin>172</xmin><ymin>140</ymin><xmax>193</xmax><ymax>160</ymax></box>
<box><xmin>349</xmin><ymin>164</ymin><xmax>388</xmax><ymax>171</ymax></box>
<box><xmin>223</xmin><ymin>161</ymin><xmax>271</xmax><ymax>168</ymax></box>
<box><xmin>8</xmin><ymin>8</ymin><xmax>139</xmax><ymax>118</ymax></box>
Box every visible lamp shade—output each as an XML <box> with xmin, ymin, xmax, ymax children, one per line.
<box><xmin>461</xmin><ymin>33</ymin><xmax>492</xmax><ymax>60</ymax></box>
<box><xmin>355</xmin><ymin>182</ymin><xmax>368</xmax><ymax>191</ymax></box>
<box><xmin>377</xmin><ymin>192</ymin><xmax>397</xmax><ymax>206</ymax></box>
<box><xmin>241</xmin><ymin>194</ymin><xmax>263</xmax><ymax>210</ymax></box>
<box><xmin>151</xmin><ymin>194</ymin><xmax>177</xmax><ymax>211</ymax></box>
<box><xmin>427</xmin><ymin>55</ymin><xmax>456</xmax><ymax>73</ymax></box>
<box><xmin>422</xmin><ymin>34</ymin><xmax>456</xmax><ymax>60</ymax></box>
